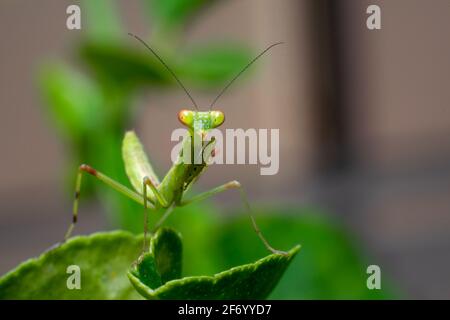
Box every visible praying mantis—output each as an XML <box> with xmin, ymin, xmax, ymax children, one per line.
<box><xmin>63</xmin><ymin>33</ymin><xmax>287</xmax><ymax>256</ymax></box>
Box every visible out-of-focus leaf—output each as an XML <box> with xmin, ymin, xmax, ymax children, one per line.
<box><xmin>177</xmin><ymin>45</ymin><xmax>253</xmax><ymax>87</ymax></box>
<box><xmin>80</xmin><ymin>42</ymin><xmax>174</xmax><ymax>88</ymax></box>
<box><xmin>0</xmin><ymin>231</ymin><xmax>143</xmax><ymax>299</ymax></box>
<box><xmin>129</xmin><ymin>227</ymin><xmax>300</xmax><ymax>299</ymax></box>
<box><xmin>144</xmin><ymin>0</ymin><xmax>209</xmax><ymax>29</ymax></box>
<box><xmin>39</xmin><ymin>65</ymin><xmax>103</xmax><ymax>139</ymax></box>
<box><xmin>82</xmin><ymin>0</ymin><xmax>123</xmax><ymax>42</ymax></box>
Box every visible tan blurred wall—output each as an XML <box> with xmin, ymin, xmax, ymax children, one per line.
<box><xmin>334</xmin><ymin>0</ymin><xmax>450</xmax><ymax>298</ymax></box>
<box><xmin>0</xmin><ymin>1</ymin><xmax>71</xmax><ymax>195</ymax></box>
<box><xmin>342</xmin><ymin>0</ymin><xmax>450</xmax><ymax>169</ymax></box>
<box><xmin>335</xmin><ymin>0</ymin><xmax>450</xmax><ymax>246</ymax></box>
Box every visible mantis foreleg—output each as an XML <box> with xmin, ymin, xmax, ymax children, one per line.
<box><xmin>64</xmin><ymin>164</ymin><xmax>155</xmax><ymax>241</ymax></box>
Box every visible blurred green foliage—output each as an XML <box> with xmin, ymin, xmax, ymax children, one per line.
<box><xmin>144</xmin><ymin>0</ymin><xmax>210</xmax><ymax>30</ymax></box>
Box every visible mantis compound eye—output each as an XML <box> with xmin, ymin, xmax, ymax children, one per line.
<box><xmin>178</xmin><ymin>109</ymin><xmax>195</xmax><ymax>127</ymax></box>
<box><xmin>210</xmin><ymin>110</ymin><xmax>225</xmax><ymax>128</ymax></box>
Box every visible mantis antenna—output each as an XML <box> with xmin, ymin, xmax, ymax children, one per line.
<box><xmin>209</xmin><ymin>42</ymin><xmax>284</xmax><ymax>110</ymax></box>
<box><xmin>128</xmin><ymin>33</ymin><xmax>199</xmax><ymax>111</ymax></box>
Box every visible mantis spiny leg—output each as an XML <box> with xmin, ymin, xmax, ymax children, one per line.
<box><xmin>180</xmin><ymin>181</ymin><xmax>288</xmax><ymax>255</ymax></box>
<box><xmin>64</xmin><ymin>164</ymin><xmax>154</xmax><ymax>241</ymax></box>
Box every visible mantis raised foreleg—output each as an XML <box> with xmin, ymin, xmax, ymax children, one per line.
<box><xmin>180</xmin><ymin>180</ymin><xmax>287</xmax><ymax>255</ymax></box>
<box><xmin>65</xmin><ymin>164</ymin><xmax>151</xmax><ymax>241</ymax></box>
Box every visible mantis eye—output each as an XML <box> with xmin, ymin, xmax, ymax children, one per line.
<box><xmin>178</xmin><ymin>110</ymin><xmax>195</xmax><ymax>127</ymax></box>
<box><xmin>211</xmin><ymin>110</ymin><xmax>225</xmax><ymax>128</ymax></box>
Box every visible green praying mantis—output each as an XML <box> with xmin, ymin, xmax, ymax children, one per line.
<box><xmin>63</xmin><ymin>34</ymin><xmax>287</xmax><ymax>257</ymax></box>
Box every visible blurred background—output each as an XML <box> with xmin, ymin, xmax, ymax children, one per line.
<box><xmin>1</xmin><ymin>0</ymin><xmax>449</xmax><ymax>299</ymax></box>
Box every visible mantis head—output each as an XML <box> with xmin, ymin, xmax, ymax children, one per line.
<box><xmin>178</xmin><ymin>110</ymin><xmax>225</xmax><ymax>136</ymax></box>
<box><xmin>128</xmin><ymin>33</ymin><xmax>281</xmax><ymax>139</ymax></box>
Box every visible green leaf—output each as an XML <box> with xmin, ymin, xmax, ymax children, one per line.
<box><xmin>82</xmin><ymin>0</ymin><xmax>123</xmax><ymax>42</ymax></box>
<box><xmin>177</xmin><ymin>45</ymin><xmax>253</xmax><ymax>88</ymax></box>
<box><xmin>128</xmin><ymin>228</ymin><xmax>300</xmax><ymax>299</ymax></box>
<box><xmin>131</xmin><ymin>228</ymin><xmax>182</xmax><ymax>288</ymax></box>
<box><xmin>144</xmin><ymin>0</ymin><xmax>209</xmax><ymax>29</ymax></box>
<box><xmin>134</xmin><ymin>254</ymin><xmax>162</xmax><ymax>289</ymax></box>
<box><xmin>80</xmin><ymin>42</ymin><xmax>174</xmax><ymax>88</ymax></box>
<box><xmin>149</xmin><ymin>227</ymin><xmax>183</xmax><ymax>283</ymax></box>
<box><xmin>38</xmin><ymin>64</ymin><xmax>103</xmax><ymax>139</ymax></box>
<box><xmin>0</xmin><ymin>231</ymin><xmax>143</xmax><ymax>299</ymax></box>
